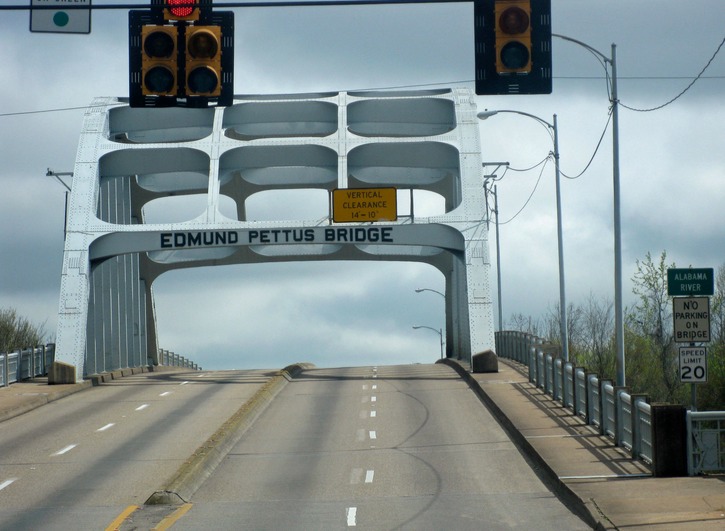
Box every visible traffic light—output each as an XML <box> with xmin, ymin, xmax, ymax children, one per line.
<box><xmin>141</xmin><ymin>25</ymin><xmax>178</xmax><ymax>96</ymax></box>
<box><xmin>474</xmin><ymin>0</ymin><xmax>552</xmax><ymax>95</ymax></box>
<box><xmin>129</xmin><ymin>9</ymin><xmax>234</xmax><ymax>108</ymax></box>
<box><xmin>186</xmin><ymin>26</ymin><xmax>222</xmax><ymax>97</ymax></box>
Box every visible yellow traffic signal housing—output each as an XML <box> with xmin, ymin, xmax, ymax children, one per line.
<box><xmin>141</xmin><ymin>25</ymin><xmax>178</xmax><ymax>96</ymax></box>
<box><xmin>185</xmin><ymin>25</ymin><xmax>222</xmax><ymax>97</ymax></box>
<box><xmin>164</xmin><ymin>0</ymin><xmax>200</xmax><ymax>22</ymax></box>
<box><xmin>494</xmin><ymin>0</ymin><xmax>532</xmax><ymax>73</ymax></box>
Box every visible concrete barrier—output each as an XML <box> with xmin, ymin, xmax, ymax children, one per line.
<box><xmin>471</xmin><ymin>350</ymin><xmax>498</xmax><ymax>373</ymax></box>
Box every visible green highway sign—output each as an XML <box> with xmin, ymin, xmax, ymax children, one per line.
<box><xmin>667</xmin><ymin>268</ymin><xmax>714</xmax><ymax>297</ymax></box>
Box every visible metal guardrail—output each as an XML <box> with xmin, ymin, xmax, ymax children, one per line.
<box><xmin>1</xmin><ymin>344</ymin><xmax>55</xmax><ymax>387</ymax></box>
<box><xmin>496</xmin><ymin>330</ymin><xmax>725</xmax><ymax>475</ymax></box>
<box><xmin>2</xmin><ymin>345</ymin><xmax>200</xmax><ymax>387</ymax></box>
<box><xmin>687</xmin><ymin>411</ymin><xmax>725</xmax><ymax>475</ymax></box>
<box><xmin>157</xmin><ymin>349</ymin><xmax>201</xmax><ymax>371</ymax></box>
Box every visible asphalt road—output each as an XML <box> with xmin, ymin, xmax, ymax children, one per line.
<box><xmin>0</xmin><ymin>368</ymin><xmax>275</xmax><ymax>531</ymax></box>
<box><xmin>169</xmin><ymin>364</ymin><xmax>590</xmax><ymax>530</ymax></box>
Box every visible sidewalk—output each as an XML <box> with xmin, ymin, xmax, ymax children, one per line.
<box><xmin>461</xmin><ymin>358</ymin><xmax>725</xmax><ymax>530</ymax></box>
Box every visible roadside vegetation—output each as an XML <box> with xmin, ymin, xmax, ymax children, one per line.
<box><xmin>0</xmin><ymin>307</ymin><xmax>47</xmax><ymax>354</ymax></box>
<box><xmin>507</xmin><ymin>251</ymin><xmax>725</xmax><ymax>411</ymax></box>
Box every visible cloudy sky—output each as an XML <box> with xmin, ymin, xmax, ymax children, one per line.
<box><xmin>1</xmin><ymin>1</ymin><xmax>724</xmax><ymax>370</ymax></box>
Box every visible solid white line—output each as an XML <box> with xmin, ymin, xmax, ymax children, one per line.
<box><xmin>53</xmin><ymin>444</ymin><xmax>77</xmax><ymax>456</ymax></box>
<box><xmin>559</xmin><ymin>473</ymin><xmax>652</xmax><ymax>480</ymax></box>
<box><xmin>135</xmin><ymin>404</ymin><xmax>149</xmax><ymax>411</ymax></box>
<box><xmin>346</xmin><ymin>507</ymin><xmax>357</xmax><ymax>526</ymax></box>
<box><xmin>365</xmin><ymin>470</ymin><xmax>374</xmax><ymax>483</ymax></box>
<box><xmin>0</xmin><ymin>478</ymin><xmax>17</xmax><ymax>492</ymax></box>
<box><xmin>370</xmin><ymin>410</ymin><xmax>377</xmax><ymax>418</ymax></box>
<box><xmin>369</xmin><ymin>430</ymin><xmax>377</xmax><ymax>440</ymax></box>
<box><xmin>96</xmin><ymin>423</ymin><xmax>115</xmax><ymax>432</ymax></box>
<box><xmin>159</xmin><ymin>391</ymin><xmax>172</xmax><ymax>397</ymax></box>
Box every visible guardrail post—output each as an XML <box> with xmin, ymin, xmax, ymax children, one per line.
<box><xmin>1</xmin><ymin>352</ymin><xmax>7</xmax><ymax>387</ymax></box>
<box><xmin>651</xmin><ymin>404</ymin><xmax>688</xmax><ymax>477</ymax></box>
<box><xmin>629</xmin><ymin>394</ymin><xmax>649</xmax><ymax>459</ymax></box>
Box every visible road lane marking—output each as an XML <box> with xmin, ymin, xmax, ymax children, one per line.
<box><xmin>105</xmin><ymin>505</ymin><xmax>139</xmax><ymax>531</ymax></box>
<box><xmin>362</xmin><ymin>384</ymin><xmax>368</xmax><ymax>390</ymax></box>
<box><xmin>365</xmin><ymin>470</ymin><xmax>374</xmax><ymax>483</ymax></box>
<box><xmin>0</xmin><ymin>478</ymin><xmax>17</xmax><ymax>492</ymax></box>
<box><xmin>135</xmin><ymin>404</ymin><xmax>149</xmax><ymax>411</ymax></box>
<box><xmin>369</xmin><ymin>430</ymin><xmax>377</xmax><ymax>440</ymax></box>
<box><xmin>370</xmin><ymin>410</ymin><xmax>377</xmax><ymax>418</ymax></box>
<box><xmin>346</xmin><ymin>507</ymin><xmax>357</xmax><ymax>526</ymax></box>
<box><xmin>159</xmin><ymin>391</ymin><xmax>172</xmax><ymax>397</ymax></box>
<box><xmin>372</xmin><ymin>384</ymin><xmax>377</xmax><ymax>390</ymax></box>
<box><xmin>371</xmin><ymin>396</ymin><xmax>377</xmax><ymax>403</ymax></box>
<box><xmin>97</xmin><ymin>423</ymin><xmax>115</xmax><ymax>432</ymax></box>
<box><xmin>180</xmin><ymin>381</ymin><xmax>189</xmax><ymax>385</ymax></box>
<box><xmin>152</xmin><ymin>503</ymin><xmax>193</xmax><ymax>531</ymax></box>
<box><xmin>53</xmin><ymin>444</ymin><xmax>77</xmax><ymax>456</ymax></box>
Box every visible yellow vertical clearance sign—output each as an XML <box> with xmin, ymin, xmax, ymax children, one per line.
<box><xmin>332</xmin><ymin>188</ymin><xmax>397</xmax><ymax>223</ymax></box>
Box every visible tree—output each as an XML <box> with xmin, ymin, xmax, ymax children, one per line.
<box><xmin>629</xmin><ymin>251</ymin><xmax>680</xmax><ymax>402</ymax></box>
<box><xmin>0</xmin><ymin>307</ymin><xmax>47</xmax><ymax>353</ymax></box>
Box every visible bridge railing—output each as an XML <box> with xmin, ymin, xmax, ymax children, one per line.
<box><xmin>2</xmin><ymin>344</ymin><xmax>200</xmax><ymax>387</ymax></box>
<box><xmin>495</xmin><ymin>330</ymin><xmax>725</xmax><ymax>476</ymax></box>
<box><xmin>157</xmin><ymin>349</ymin><xmax>201</xmax><ymax>371</ymax></box>
<box><xmin>1</xmin><ymin>344</ymin><xmax>55</xmax><ymax>387</ymax></box>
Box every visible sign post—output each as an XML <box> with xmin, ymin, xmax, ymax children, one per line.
<box><xmin>30</xmin><ymin>0</ymin><xmax>91</xmax><ymax>34</ymax></box>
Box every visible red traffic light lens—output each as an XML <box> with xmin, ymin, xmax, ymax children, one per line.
<box><xmin>167</xmin><ymin>0</ymin><xmax>194</xmax><ymax>18</ymax></box>
<box><xmin>499</xmin><ymin>7</ymin><xmax>529</xmax><ymax>35</ymax></box>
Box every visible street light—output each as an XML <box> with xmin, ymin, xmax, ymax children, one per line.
<box><xmin>553</xmin><ymin>34</ymin><xmax>624</xmax><ymax>387</ymax></box>
<box><xmin>414</xmin><ymin>288</ymin><xmax>444</xmax><ymax>299</ymax></box>
<box><xmin>412</xmin><ymin>325</ymin><xmax>444</xmax><ymax>359</ymax></box>
<box><xmin>477</xmin><ymin>109</ymin><xmax>569</xmax><ymax>362</ymax></box>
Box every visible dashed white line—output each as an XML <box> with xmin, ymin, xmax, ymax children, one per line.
<box><xmin>372</xmin><ymin>384</ymin><xmax>377</xmax><ymax>390</ymax></box>
<box><xmin>364</xmin><ymin>470</ymin><xmax>375</xmax><ymax>484</ymax></box>
<box><xmin>371</xmin><ymin>396</ymin><xmax>377</xmax><ymax>403</ymax></box>
<box><xmin>346</xmin><ymin>506</ymin><xmax>357</xmax><ymax>526</ymax></box>
<box><xmin>96</xmin><ymin>423</ymin><xmax>115</xmax><ymax>432</ymax></box>
<box><xmin>369</xmin><ymin>430</ymin><xmax>377</xmax><ymax>440</ymax></box>
<box><xmin>180</xmin><ymin>381</ymin><xmax>189</xmax><ymax>385</ymax></box>
<box><xmin>0</xmin><ymin>478</ymin><xmax>17</xmax><ymax>492</ymax></box>
<box><xmin>159</xmin><ymin>391</ymin><xmax>172</xmax><ymax>397</ymax></box>
<box><xmin>53</xmin><ymin>444</ymin><xmax>77</xmax><ymax>456</ymax></box>
<box><xmin>135</xmin><ymin>404</ymin><xmax>149</xmax><ymax>411</ymax></box>
<box><xmin>370</xmin><ymin>410</ymin><xmax>377</xmax><ymax>418</ymax></box>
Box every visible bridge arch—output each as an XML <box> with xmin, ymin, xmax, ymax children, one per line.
<box><xmin>55</xmin><ymin>90</ymin><xmax>495</xmax><ymax>381</ymax></box>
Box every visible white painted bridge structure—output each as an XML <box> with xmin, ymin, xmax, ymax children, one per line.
<box><xmin>54</xmin><ymin>88</ymin><xmax>496</xmax><ymax>382</ymax></box>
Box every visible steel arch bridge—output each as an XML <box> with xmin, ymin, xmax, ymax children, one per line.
<box><xmin>54</xmin><ymin>88</ymin><xmax>496</xmax><ymax>382</ymax></box>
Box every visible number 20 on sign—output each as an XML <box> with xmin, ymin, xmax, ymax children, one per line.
<box><xmin>679</xmin><ymin>346</ymin><xmax>707</xmax><ymax>383</ymax></box>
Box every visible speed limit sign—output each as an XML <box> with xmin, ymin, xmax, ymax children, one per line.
<box><xmin>679</xmin><ymin>347</ymin><xmax>707</xmax><ymax>383</ymax></box>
